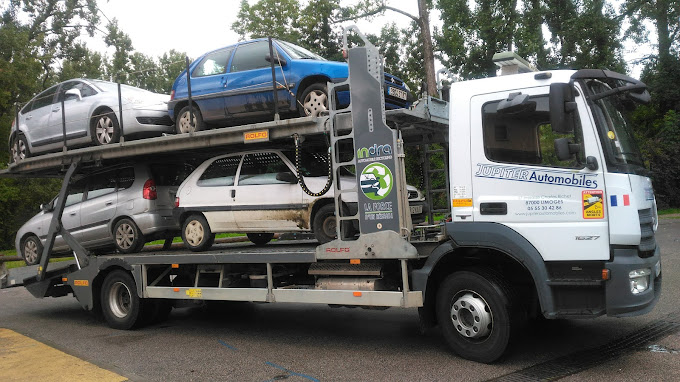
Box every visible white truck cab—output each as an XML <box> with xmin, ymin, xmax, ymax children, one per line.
<box><xmin>444</xmin><ymin>68</ymin><xmax>660</xmax><ymax>318</ymax></box>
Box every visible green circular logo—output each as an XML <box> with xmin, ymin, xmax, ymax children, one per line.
<box><xmin>360</xmin><ymin>163</ymin><xmax>393</xmax><ymax>200</ymax></box>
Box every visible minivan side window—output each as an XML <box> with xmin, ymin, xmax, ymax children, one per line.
<box><xmin>87</xmin><ymin>172</ymin><xmax>117</xmax><ymax>199</ymax></box>
<box><xmin>193</xmin><ymin>48</ymin><xmax>233</xmax><ymax>77</ymax></box>
<box><xmin>117</xmin><ymin>167</ymin><xmax>135</xmax><ymax>190</ymax></box>
<box><xmin>230</xmin><ymin>41</ymin><xmax>272</xmax><ymax>72</ymax></box>
<box><xmin>31</xmin><ymin>86</ymin><xmax>59</xmax><ymax>111</ymax></box>
<box><xmin>238</xmin><ymin>152</ymin><xmax>291</xmax><ymax>185</ymax></box>
<box><xmin>197</xmin><ymin>156</ymin><xmax>241</xmax><ymax>187</ymax></box>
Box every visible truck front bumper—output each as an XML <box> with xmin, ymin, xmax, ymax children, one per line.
<box><xmin>606</xmin><ymin>245</ymin><xmax>662</xmax><ymax>317</ymax></box>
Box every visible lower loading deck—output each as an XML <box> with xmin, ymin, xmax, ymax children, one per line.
<box><xmin>17</xmin><ymin>239</ymin><xmax>424</xmax><ymax>310</ymax></box>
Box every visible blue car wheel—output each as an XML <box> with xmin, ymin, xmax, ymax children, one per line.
<box><xmin>176</xmin><ymin>105</ymin><xmax>204</xmax><ymax>134</ymax></box>
<box><xmin>298</xmin><ymin>83</ymin><xmax>329</xmax><ymax>118</ymax></box>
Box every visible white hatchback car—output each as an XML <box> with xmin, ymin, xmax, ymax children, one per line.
<box><xmin>174</xmin><ymin>149</ymin><xmax>424</xmax><ymax>251</ymax></box>
<box><xmin>9</xmin><ymin>79</ymin><xmax>173</xmax><ymax>163</ymax></box>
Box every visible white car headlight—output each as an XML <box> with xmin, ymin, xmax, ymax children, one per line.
<box><xmin>629</xmin><ymin>268</ymin><xmax>651</xmax><ymax>295</ymax></box>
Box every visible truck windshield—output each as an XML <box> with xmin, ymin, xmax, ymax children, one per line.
<box><xmin>582</xmin><ymin>79</ymin><xmax>647</xmax><ymax>175</ymax></box>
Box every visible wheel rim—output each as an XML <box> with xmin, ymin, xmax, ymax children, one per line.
<box><xmin>24</xmin><ymin>239</ymin><xmax>38</xmax><ymax>264</ymax></box>
<box><xmin>185</xmin><ymin>220</ymin><xmax>204</xmax><ymax>246</ymax></box>
<box><xmin>178</xmin><ymin>110</ymin><xmax>196</xmax><ymax>133</ymax></box>
<box><xmin>109</xmin><ymin>281</ymin><xmax>132</xmax><ymax>318</ymax></box>
<box><xmin>13</xmin><ymin>139</ymin><xmax>26</xmax><ymax>162</ymax></box>
<box><xmin>303</xmin><ymin>90</ymin><xmax>328</xmax><ymax>117</ymax></box>
<box><xmin>96</xmin><ymin>115</ymin><xmax>114</xmax><ymax>144</ymax></box>
<box><xmin>450</xmin><ymin>291</ymin><xmax>493</xmax><ymax>339</ymax></box>
<box><xmin>115</xmin><ymin>223</ymin><xmax>136</xmax><ymax>250</ymax></box>
<box><xmin>322</xmin><ymin>215</ymin><xmax>337</xmax><ymax>238</ymax></box>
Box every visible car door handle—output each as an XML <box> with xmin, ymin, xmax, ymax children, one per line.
<box><xmin>480</xmin><ymin>202</ymin><xmax>507</xmax><ymax>215</ymax></box>
<box><xmin>221</xmin><ymin>77</ymin><xmax>228</xmax><ymax>87</ymax></box>
<box><xmin>231</xmin><ymin>189</ymin><xmax>236</xmax><ymax>198</ymax></box>
<box><xmin>25</xmin><ymin>115</ymin><xmax>32</xmax><ymax>120</ymax></box>
<box><xmin>69</xmin><ymin>212</ymin><xmax>77</xmax><ymax>216</ymax></box>
<box><xmin>52</xmin><ymin>107</ymin><xmax>61</xmax><ymax>112</ymax></box>
<box><xmin>105</xmin><ymin>201</ymin><xmax>114</xmax><ymax>206</ymax></box>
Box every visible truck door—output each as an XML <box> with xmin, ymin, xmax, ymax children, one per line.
<box><xmin>469</xmin><ymin>86</ymin><xmax>609</xmax><ymax>261</ymax></box>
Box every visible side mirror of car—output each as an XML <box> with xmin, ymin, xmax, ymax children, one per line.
<box><xmin>265</xmin><ymin>54</ymin><xmax>287</xmax><ymax>67</ymax></box>
<box><xmin>40</xmin><ymin>203</ymin><xmax>52</xmax><ymax>212</ymax></box>
<box><xmin>276</xmin><ymin>172</ymin><xmax>298</xmax><ymax>184</ymax></box>
<box><xmin>64</xmin><ymin>88</ymin><xmax>82</xmax><ymax>101</ymax></box>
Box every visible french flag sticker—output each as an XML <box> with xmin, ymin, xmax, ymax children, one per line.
<box><xmin>610</xmin><ymin>194</ymin><xmax>630</xmax><ymax>207</ymax></box>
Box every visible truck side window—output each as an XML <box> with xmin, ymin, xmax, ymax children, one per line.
<box><xmin>238</xmin><ymin>152</ymin><xmax>291</xmax><ymax>185</ymax></box>
<box><xmin>482</xmin><ymin>95</ymin><xmax>585</xmax><ymax>169</ymax></box>
<box><xmin>197</xmin><ymin>156</ymin><xmax>240</xmax><ymax>187</ymax></box>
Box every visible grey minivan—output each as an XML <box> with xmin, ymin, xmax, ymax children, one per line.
<box><xmin>15</xmin><ymin>162</ymin><xmax>193</xmax><ymax>265</ymax></box>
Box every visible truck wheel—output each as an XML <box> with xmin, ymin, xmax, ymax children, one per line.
<box><xmin>176</xmin><ymin>105</ymin><xmax>204</xmax><ymax>133</ymax></box>
<box><xmin>11</xmin><ymin>134</ymin><xmax>30</xmax><ymax>163</ymax></box>
<box><xmin>101</xmin><ymin>270</ymin><xmax>144</xmax><ymax>330</ymax></box>
<box><xmin>92</xmin><ymin>109</ymin><xmax>120</xmax><ymax>145</ymax></box>
<box><xmin>114</xmin><ymin>219</ymin><xmax>145</xmax><ymax>254</ymax></box>
<box><xmin>182</xmin><ymin>214</ymin><xmax>215</xmax><ymax>252</ymax></box>
<box><xmin>312</xmin><ymin>204</ymin><xmax>351</xmax><ymax>244</ymax></box>
<box><xmin>298</xmin><ymin>83</ymin><xmax>328</xmax><ymax>117</ymax></box>
<box><xmin>22</xmin><ymin>235</ymin><xmax>42</xmax><ymax>266</ymax></box>
<box><xmin>436</xmin><ymin>269</ymin><xmax>518</xmax><ymax>363</ymax></box>
<box><xmin>247</xmin><ymin>233</ymin><xmax>274</xmax><ymax>246</ymax></box>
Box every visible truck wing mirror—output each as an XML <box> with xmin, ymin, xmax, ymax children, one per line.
<box><xmin>549</xmin><ymin>83</ymin><xmax>577</xmax><ymax>133</ymax></box>
<box><xmin>497</xmin><ymin>92</ymin><xmax>536</xmax><ymax>114</ymax></box>
<box><xmin>265</xmin><ymin>54</ymin><xmax>287</xmax><ymax>67</ymax></box>
<box><xmin>64</xmin><ymin>88</ymin><xmax>82</xmax><ymax>101</ymax></box>
<box><xmin>554</xmin><ymin>138</ymin><xmax>581</xmax><ymax>161</ymax></box>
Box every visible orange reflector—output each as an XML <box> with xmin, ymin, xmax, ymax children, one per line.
<box><xmin>602</xmin><ymin>269</ymin><xmax>610</xmax><ymax>280</ymax></box>
<box><xmin>171</xmin><ymin>264</ymin><xmax>179</xmax><ymax>269</ymax></box>
<box><xmin>353</xmin><ymin>291</ymin><xmax>362</xmax><ymax>297</ymax></box>
<box><xmin>62</xmin><ymin>277</ymin><xmax>68</xmax><ymax>282</ymax></box>
<box><xmin>350</xmin><ymin>259</ymin><xmax>361</xmax><ymax>265</ymax></box>
<box><xmin>173</xmin><ymin>288</ymin><xmax>180</xmax><ymax>292</ymax></box>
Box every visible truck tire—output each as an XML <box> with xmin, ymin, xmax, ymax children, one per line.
<box><xmin>22</xmin><ymin>235</ymin><xmax>42</xmax><ymax>266</ymax></box>
<box><xmin>113</xmin><ymin>219</ymin><xmax>145</xmax><ymax>254</ymax></box>
<box><xmin>181</xmin><ymin>214</ymin><xmax>215</xmax><ymax>252</ymax></box>
<box><xmin>298</xmin><ymin>83</ymin><xmax>328</xmax><ymax>117</ymax></box>
<box><xmin>436</xmin><ymin>269</ymin><xmax>519</xmax><ymax>363</ymax></box>
<box><xmin>101</xmin><ymin>270</ymin><xmax>144</xmax><ymax>330</ymax></box>
<box><xmin>91</xmin><ymin>109</ymin><xmax>120</xmax><ymax>145</ymax></box>
<box><xmin>176</xmin><ymin>105</ymin><xmax>204</xmax><ymax>134</ymax></box>
<box><xmin>247</xmin><ymin>233</ymin><xmax>274</xmax><ymax>246</ymax></box>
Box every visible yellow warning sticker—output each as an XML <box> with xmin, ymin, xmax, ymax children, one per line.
<box><xmin>186</xmin><ymin>288</ymin><xmax>203</xmax><ymax>298</ymax></box>
<box><xmin>73</xmin><ymin>280</ymin><xmax>89</xmax><ymax>287</ymax></box>
<box><xmin>452</xmin><ymin>198</ymin><xmax>473</xmax><ymax>207</ymax></box>
<box><xmin>582</xmin><ymin>190</ymin><xmax>604</xmax><ymax>219</ymax></box>
<box><xmin>244</xmin><ymin>130</ymin><xmax>269</xmax><ymax>143</ymax></box>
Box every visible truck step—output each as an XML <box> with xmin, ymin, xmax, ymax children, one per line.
<box><xmin>308</xmin><ymin>262</ymin><xmax>383</xmax><ymax>276</ymax></box>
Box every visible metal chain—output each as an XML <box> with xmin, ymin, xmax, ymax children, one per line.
<box><xmin>294</xmin><ymin>134</ymin><xmax>333</xmax><ymax>197</ymax></box>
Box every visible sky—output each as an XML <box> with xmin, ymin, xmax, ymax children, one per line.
<box><xmin>84</xmin><ymin>0</ymin><xmax>651</xmax><ymax>78</ymax></box>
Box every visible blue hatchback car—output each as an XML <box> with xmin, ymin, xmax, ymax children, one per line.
<box><xmin>168</xmin><ymin>38</ymin><xmax>411</xmax><ymax>133</ymax></box>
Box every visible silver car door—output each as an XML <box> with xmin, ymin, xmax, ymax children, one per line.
<box><xmin>51</xmin><ymin>81</ymin><xmax>96</xmax><ymax>144</ymax></box>
<box><xmin>24</xmin><ymin>85</ymin><xmax>59</xmax><ymax>149</ymax></box>
<box><xmin>195</xmin><ymin>155</ymin><xmax>241</xmax><ymax>232</ymax></box>
<box><xmin>78</xmin><ymin>170</ymin><xmax>117</xmax><ymax>247</ymax></box>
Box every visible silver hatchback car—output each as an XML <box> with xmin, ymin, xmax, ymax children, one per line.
<box><xmin>16</xmin><ymin>162</ymin><xmax>193</xmax><ymax>265</ymax></box>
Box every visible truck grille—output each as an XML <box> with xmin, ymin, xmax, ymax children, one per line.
<box><xmin>384</xmin><ymin>75</ymin><xmax>403</xmax><ymax>87</ymax></box>
<box><xmin>638</xmin><ymin>208</ymin><xmax>656</xmax><ymax>257</ymax></box>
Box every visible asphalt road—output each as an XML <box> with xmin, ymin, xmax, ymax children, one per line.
<box><xmin>1</xmin><ymin>218</ymin><xmax>679</xmax><ymax>381</ymax></box>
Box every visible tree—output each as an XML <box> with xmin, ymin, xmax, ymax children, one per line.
<box><xmin>104</xmin><ymin>18</ymin><xmax>133</xmax><ymax>84</ymax></box>
<box><xmin>57</xmin><ymin>43</ymin><xmax>105</xmax><ymax>81</ymax></box>
<box><xmin>232</xmin><ymin>0</ymin><xmax>302</xmax><ymax>43</ymax></box>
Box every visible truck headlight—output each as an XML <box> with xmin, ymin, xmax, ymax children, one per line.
<box><xmin>629</xmin><ymin>268</ymin><xmax>651</xmax><ymax>295</ymax></box>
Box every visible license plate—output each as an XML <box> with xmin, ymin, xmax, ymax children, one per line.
<box><xmin>388</xmin><ymin>86</ymin><xmax>407</xmax><ymax>100</ymax></box>
<box><xmin>410</xmin><ymin>205</ymin><xmax>423</xmax><ymax>214</ymax></box>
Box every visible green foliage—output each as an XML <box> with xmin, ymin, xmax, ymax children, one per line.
<box><xmin>0</xmin><ymin>178</ymin><xmax>60</xmax><ymax>249</ymax></box>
